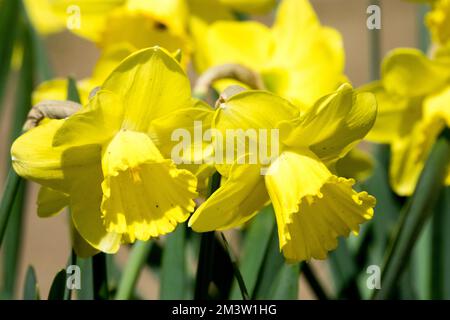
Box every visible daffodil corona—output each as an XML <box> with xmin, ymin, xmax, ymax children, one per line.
<box><xmin>189</xmin><ymin>84</ymin><xmax>377</xmax><ymax>262</ymax></box>
<box><xmin>11</xmin><ymin>47</ymin><xmax>213</xmax><ymax>255</ymax></box>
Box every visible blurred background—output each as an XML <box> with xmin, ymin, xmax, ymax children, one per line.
<box><xmin>0</xmin><ymin>0</ymin><xmax>422</xmax><ymax>299</ymax></box>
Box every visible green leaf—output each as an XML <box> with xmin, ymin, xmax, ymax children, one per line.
<box><xmin>431</xmin><ymin>187</ymin><xmax>450</xmax><ymax>299</ymax></box>
<box><xmin>269</xmin><ymin>263</ymin><xmax>299</xmax><ymax>300</ymax></box>
<box><xmin>115</xmin><ymin>241</ymin><xmax>152</xmax><ymax>300</ymax></box>
<box><xmin>161</xmin><ymin>225</ymin><xmax>187</xmax><ymax>299</ymax></box>
<box><xmin>1</xmin><ymin>20</ymin><xmax>34</xmax><ymax>297</ymax></box>
<box><xmin>253</xmin><ymin>219</ymin><xmax>284</xmax><ymax>299</ymax></box>
<box><xmin>0</xmin><ymin>0</ymin><xmax>20</xmax><ymax>108</ymax></box>
<box><xmin>77</xmin><ymin>257</ymin><xmax>94</xmax><ymax>300</ymax></box>
<box><xmin>23</xmin><ymin>266</ymin><xmax>39</xmax><ymax>300</ymax></box>
<box><xmin>48</xmin><ymin>270</ymin><xmax>67</xmax><ymax>300</ymax></box>
<box><xmin>0</xmin><ymin>169</ymin><xmax>22</xmax><ymax>248</ymax></box>
<box><xmin>374</xmin><ymin>128</ymin><xmax>450</xmax><ymax>300</ymax></box>
<box><xmin>67</xmin><ymin>77</ymin><xmax>81</xmax><ymax>103</ymax></box>
<box><xmin>218</xmin><ymin>233</ymin><xmax>249</xmax><ymax>300</ymax></box>
<box><xmin>230</xmin><ymin>206</ymin><xmax>274</xmax><ymax>299</ymax></box>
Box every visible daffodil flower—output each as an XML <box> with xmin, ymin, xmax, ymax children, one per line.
<box><xmin>24</xmin><ymin>0</ymin><xmax>191</xmax><ymax>63</ymax></box>
<box><xmin>11</xmin><ymin>47</ymin><xmax>213</xmax><ymax>255</ymax></box>
<box><xmin>191</xmin><ymin>0</ymin><xmax>345</xmax><ymax>107</ymax></box>
<box><xmin>426</xmin><ymin>0</ymin><xmax>450</xmax><ymax>46</ymax></box>
<box><xmin>189</xmin><ymin>84</ymin><xmax>377</xmax><ymax>262</ymax></box>
<box><xmin>361</xmin><ymin>48</ymin><xmax>450</xmax><ymax>196</ymax></box>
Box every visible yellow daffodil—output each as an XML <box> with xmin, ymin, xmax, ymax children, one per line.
<box><xmin>361</xmin><ymin>48</ymin><xmax>450</xmax><ymax>196</ymax></box>
<box><xmin>426</xmin><ymin>0</ymin><xmax>450</xmax><ymax>46</ymax></box>
<box><xmin>24</xmin><ymin>0</ymin><xmax>191</xmax><ymax>63</ymax></box>
<box><xmin>189</xmin><ymin>84</ymin><xmax>377</xmax><ymax>262</ymax></box>
<box><xmin>191</xmin><ymin>0</ymin><xmax>345</xmax><ymax>107</ymax></box>
<box><xmin>11</xmin><ymin>47</ymin><xmax>214</xmax><ymax>255</ymax></box>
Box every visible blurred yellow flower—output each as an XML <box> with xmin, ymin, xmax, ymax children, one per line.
<box><xmin>426</xmin><ymin>0</ymin><xmax>450</xmax><ymax>46</ymax></box>
<box><xmin>191</xmin><ymin>0</ymin><xmax>345</xmax><ymax>107</ymax></box>
<box><xmin>24</xmin><ymin>0</ymin><xmax>191</xmax><ymax>63</ymax></box>
<box><xmin>11</xmin><ymin>47</ymin><xmax>213</xmax><ymax>255</ymax></box>
<box><xmin>189</xmin><ymin>84</ymin><xmax>377</xmax><ymax>262</ymax></box>
<box><xmin>361</xmin><ymin>48</ymin><xmax>450</xmax><ymax>196</ymax></box>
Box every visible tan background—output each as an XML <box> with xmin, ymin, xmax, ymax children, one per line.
<box><xmin>0</xmin><ymin>0</ymin><xmax>420</xmax><ymax>299</ymax></box>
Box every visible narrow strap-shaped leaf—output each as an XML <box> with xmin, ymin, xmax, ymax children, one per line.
<box><xmin>115</xmin><ymin>241</ymin><xmax>152</xmax><ymax>300</ymax></box>
<box><xmin>23</xmin><ymin>266</ymin><xmax>39</xmax><ymax>300</ymax></box>
<box><xmin>253</xmin><ymin>222</ymin><xmax>284</xmax><ymax>299</ymax></box>
<box><xmin>1</xmin><ymin>16</ymin><xmax>34</xmax><ymax>298</ymax></box>
<box><xmin>218</xmin><ymin>233</ymin><xmax>249</xmax><ymax>300</ymax></box>
<box><xmin>0</xmin><ymin>0</ymin><xmax>20</xmax><ymax>108</ymax></box>
<box><xmin>374</xmin><ymin>128</ymin><xmax>450</xmax><ymax>299</ymax></box>
<box><xmin>161</xmin><ymin>225</ymin><xmax>187</xmax><ymax>299</ymax></box>
<box><xmin>77</xmin><ymin>257</ymin><xmax>94</xmax><ymax>300</ymax></box>
<box><xmin>230</xmin><ymin>206</ymin><xmax>274</xmax><ymax>299</ymax></box>
<box><xmin>431</xmin><ymin>187</ymin><xmax>450</xmax><ymax>299</ymax></box>
<box><xmin>48</xmin><ymin>270</ymin><xmax>67</xmax><ymax>300</ymax></box>
<box><xmin>269</xmin><ymin>263</ymin><xmax>299</xmax><ymax>300</ymax></box>
<box><xmin>0</xmin><ymin>169</ymin><xmax>22</xmax><ymax>248</ymax></box>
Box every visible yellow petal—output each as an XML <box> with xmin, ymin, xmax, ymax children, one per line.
<box><xmin>68</xmin><ymin>158</ymin><xmax>122</xmax><ymax>254</ymax></box>
<box><xmin>102</xmin><ymin>47</ymin><xmax>193</xmax><ymax>131</ymax></box>
<box><xmin>271</xmin><ymin>0</ymin><xmax>345</xmax><ymax>103</ymax></box>
<box><xmin>215</xmin><ymin>90</ymin><xmax>299</xmax><ymax>132</ymax></box>
<box><xmin>89</xmin><ymin>43</ymin><xmax>137</xmax><ymax>85</ymax></box>
<box><xmin>426</xmin><ymin>0</ymin><xmax>450</xmax><ymax>46</ymax></box>
<box><xmin>48</xmin><ymin>0</ymin><xmax>126</xmax><ymax>42</ymax></box>
<box><xmin>219</xmin><ymin>0</ymin><xmax>276</xmax><ymax>14</ymax></box>
<box><xmin>11</xmin><ymin>120</ymin><xmax>101</xmax><ymax>193</ymax></box>
<box><xmin>71</xmin><ymin>222</ymin><xmax>99</xmax><ymax>258</ymax></box>
<box><xmin>280</xmin><ymin>84</ymin><xmax>377</xmax><ymax>163</ymax></box>
<box><xmin>126</xmin><ymin>0</ymin><xmax>189</xmax><ymax>37</ymax></box>
<box><xmin>390</xmin><ymin>117</ymin><xmax>446</xmax><ymax>196</ymax></box>
<box><xmin>198</xmin><ymin>21</ymin><xmax>274</xmax><ymax>73</ymax></box>
<box><xmin>101</xmin><ymin>130</ymin><xmax>197</xmax><ymax>242</ymax></box>
<box><xmin>382</xmin><ymin>48</ymin><xmax>449</xmax><ymax>97</ymax></box>
<box><xmin>359</xmin><ymin>81</ymin><xmax>422</xmax><ymax>144</ymax></box>
<box><xmin>24</xmin><ymin>0</ymin><xmax>65</xmax><ymax>35</ymax></box>
<box><xmin>264</xmin><ymin>26</ymin><xmax>345</xmax><ymax>107</ymax></box>
<box><xmin>149</xmin><ymin>100</ymin><xmax>214</xmax><ymax>161</ymax></box>
<box><xmin>265</xmin><ymin>150</ymin><xmax>375</xmax><ymax>262</ymax></box>
<box><xmin>52</xmin><ymin>90</ymin><xmax>123</xmax><ymax>147</ymax></box>
<box><xmin>189</xmin><ymin>161</ymin><xmax>269</xmax><ymax>232</ymax></box>
<box><xmin>424</xmin><ymin>85</ymin><xmax>450</xmax><ymax>126</ymax></box>
<box><xmin>98</xmin><ymin>8</ymin><xmax>191</xmax><ymax>66</ymax></box>
<box><xmin>37</xmin><ymin>187</ymin><xmax>69</xmax><ymax>218</ymax></box>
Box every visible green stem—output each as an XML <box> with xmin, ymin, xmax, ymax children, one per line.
<box><xmin>373</xmin><ymin>129</ymin><xmax>450</xmax><ymax>299</ymax></box>
<box><xmin>115</xmin><ymin>241</ymin><xmax>152</xmax><ymax>300</ymax></box>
